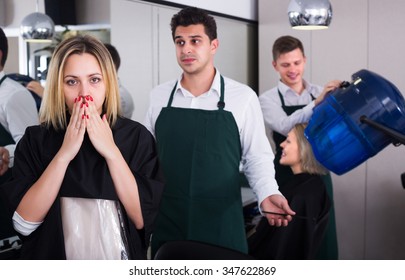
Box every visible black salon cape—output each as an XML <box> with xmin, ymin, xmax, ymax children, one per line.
<box><xmin>248</xmin><ymin>173</ymin><xmax>331</xmax><ymax>260</ymax></box>
<box><xmin>0</xmin><ymin>117</ymin><xmax>165</xmax><ymax>259</ymax></box>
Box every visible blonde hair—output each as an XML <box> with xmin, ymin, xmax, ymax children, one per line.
<box><xmin>294</xmin><ymin>123</ymin><xmax>328</xmax><ymax>175</ymax></box>
<box><xmin>39</xmin><ymin>35</ymin><xmax>120</xmax><ymax>130</ymax></box>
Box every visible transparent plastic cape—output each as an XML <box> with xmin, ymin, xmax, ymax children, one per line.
<box><xmin>60</xmin><ymin>197</ymin><xmax>129</xmax><ymax>260</ymax></box>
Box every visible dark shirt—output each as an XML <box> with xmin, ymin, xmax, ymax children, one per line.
<box><xmin>248</xmin><ymin>173</ymin><xmax>331</xmax><ymax>259</ymax></box>
<box><xmin>0</xmin><ymin>117</ymin><xmax>165</xmax><ymax>259</ymax></box>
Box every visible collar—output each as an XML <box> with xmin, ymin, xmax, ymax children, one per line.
<box><xmin>277</xmin><ymin>79</ymin><xmax>315</xmax><ymax>96</ymax></box>
<box><xmin>175</xmin><ymin>68</ymin><xmax>222</xmax><ymax>98</ymax></box>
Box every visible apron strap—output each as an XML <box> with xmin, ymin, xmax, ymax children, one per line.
<box><xmin>0</xmin><ymin>75</ymin><xmax>8</xmax><ymax>86</ymax></box>
<box><xmin>217</xmin><ymin>75</ymin><xmax>225</xmax><ymax>110</ymax></box>
<box><xmin>0</xmin><ymin>74</ymin><xmax>14</xmax><ymax>146</ymax></box>
<box><xmin>277</xmin><ymin>89</ymin><xmax>286</xmax><ymax>107</ymax></box>
<box><xmin>167</xmin><ymin>76</ymin><xmax>226</xmax><ymax>110</ymax></box>
<box><xmin>167</xmin><ymin>82</ymin><xmax>178</xmax><ymax>108</ymax></box>
<box><xmin>278</xmin><ymin>87</ymin><xmax>316</xmax><ymax>107</ymax></box>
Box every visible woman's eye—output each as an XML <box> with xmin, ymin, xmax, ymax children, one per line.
<box><xmin>66</xmin><ymin>79</ymin><xmax>77</xmax><ymax>86</ymax></box>
<box><xmin>90</xmin><ymin>77</ymin><xmax>101</xmax><ymax>83</ymax></box>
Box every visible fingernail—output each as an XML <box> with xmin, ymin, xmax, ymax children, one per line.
<box><xmin>80</xmin><ymin>103</ymin><xmax>83</xmax><ymax>108</ymax></box>
<box><xmin>86</xmin><ymin>115</ymin><xmax>89</xmax><ymax>119</ymax></box>
<box><xmin>85</xmin><ymin>96</ymin><xmax>90</xmax><ymax>100</ymax></box>
<box><xmin>74</xmin><ymin>97</ymin><xmax>77</xmax><ymax>103</ymax></box>
<box><xmin>78</xmin><ymin>96</ymin><xmax>81</xmax><ymax>102</ymax></box>
<box><xmin>82</xmin><ymin>114</ymin><xmax>85</xmax><ymax>119</ymax></box>
<box><xmin>90</xmin><ymin>96</ymin><xmax>93</xmax><ymax>101</ymax></box>
<box><xmin>85</xmin><ymin>102</ymin><xmax>88</xmax><ymax>107</ymax></box>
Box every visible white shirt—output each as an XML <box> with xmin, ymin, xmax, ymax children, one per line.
<box><xmin>259</xmin><ymin>79</ymin><xmax>323</xmax><ymax>137</ymax></box>
<box><xmin>0</xmin><ymin>71</ymin><xmax>39</xmax><ymax>167</ymax></box>
<box><xmin>144</xmin><ymin>70</ymin><xmax>281</xmax><ymax>205</ymax></box>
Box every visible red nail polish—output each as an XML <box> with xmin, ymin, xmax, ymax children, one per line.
<box><xmin>90</xmin><ymin>96</ymin><xmax>93</xmax><ymax>101</ymax></box>
<box><xmin>86</xmin><ymin>102</ymin><xmax>88</xmax><ymax>107</ymax></box>
<box><xmin>74</xmin><ymin>97</ymin><xmax>77</xmax><ymax>103</ymax></box>
<box><xmin>86</xmin><ymin>96</ymin><xmax>89</xmax><ymax>100</ymax></box>
<box><xmin>78</xmin><ymin>96</ymin><xmax>81</xmax><ymax>102</ymax></box>
<box><xmin>82</xmin><ymin>114</ymin><xmax>85</xmax><ymax>119</ymax></box>
<box><xmin>86</xmin><ymin>115</ymin><xmax>89</xmax><ymax>119</ymax></box>
<box><xmin>80</xmin><ymin>103</ymin><xmax>83</xmax><ymax>108</ymax></box>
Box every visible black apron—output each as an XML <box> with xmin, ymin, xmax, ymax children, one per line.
<box><xmin>0</xmin><ymin>75</ymin><xmax>19</xmax><ymax>257</ymax></box>
<box><xmin>0</xmin><ymin>75</ymin><xmax>15</xmax><ymax>185</ymax></box>
<box><xmin>273</xmin><ymin>89</ymin><xmax>338</xmax><ymax>259</ymax></box>
<box><xmin>151</xmin><ymin>76</ymin><xmax>247</xmax><ymax>256</ymax></box>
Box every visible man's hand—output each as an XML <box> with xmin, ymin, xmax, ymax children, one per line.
<box><xmin>26</xmin><ymin>81</ymin><xmax>45</xmax><ymax>98</ymax></box>
<box><xmin>314</xmin><ymin>80</ymin><xmax>342</xmax><ymax>106</ymax></box>
<box><xmin>260</xmin><ymin>194</ymin><xmax>296</xmax><ymax>227</ymax></box>
<box><xmin>0</xmin><ymin>147</ymin><xmax>10</xmax><ymax>176</ymax></box>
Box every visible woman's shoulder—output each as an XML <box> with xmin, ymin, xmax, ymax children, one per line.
<box><xmin>297</xmin><ymin>173</ymin><xmax>325</xmax><ymax>189</ymax></box>
<box><xmin>114</xmin><ymin>117</ymin><xmax>154</xmax><ymax>138</ymax></box>
<box><xmin>283</xmin><ymin>173</ymin><xmax>326</xmax><ymax>195</ymax></box>
<box><xmin>24</xmin><ymin>124</ymin><xmax>53</xmax><ymax>138</ymax></box>
<box><xmin>17</xmin><ymin>124</ymin><xmax>62</xmax><ymax>158</ymax></box>
<box><xmin>116</xmin><ymin>116</ymin><xmax>145</xmax><ymax>128</ymax></box>
<box><xmin>113</xmin><ymin>118</ymin><xmax>157</xmax><ymax>156</ymax></box>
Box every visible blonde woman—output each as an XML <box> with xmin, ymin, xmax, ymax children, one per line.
<box><xmin>249</xmin><ymin>123</ymin><xmax>331</xmax><ymax>259</ymax></box>
<box><xmin>1</xmin><ymin>35</ymin><xmax>164</xmax><ymax>259</ymax></box>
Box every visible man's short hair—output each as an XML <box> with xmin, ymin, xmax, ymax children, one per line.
<box><xmin>0</xmin><ymin>27</ymin><xmax>8</xmax><ymax>67</ymax></box>
<box><xmin>272</xmin><ymin>35</ymin><xmax>305</xmax><ymax>61</ymax></box>
<box><xmin>104</xmin><ymin>43</ymin><xmax>121</xmax><ymax>70</ymax></box>
<box><xmin>170</xmin><ymin>7</ymin><xmax>217</xmax><ymax>42</ymax></box>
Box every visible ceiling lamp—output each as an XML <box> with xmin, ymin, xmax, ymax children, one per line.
<box><xmin>288</xmin><ymin>0</ymin><xmax>333</xmax><ymax>30</ymax></box>
<box><xmin>20</xmin><ymin>0</ymin><xmax>55</xmax><ymax>42</ymax></box>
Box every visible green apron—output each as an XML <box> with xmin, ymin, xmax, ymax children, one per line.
<box><xmin>273</xmin><ymin>89</ymin><xmax>338</xmax><ymax>259</ymax></box>
<box><xmin>0</xmin><ymin>75</ymin><xmax>15</xmax><ymax>185</ymax></box>
<box><xmin>151</xmin><ymin>76</ymin><xmax>246</xmax><ymax>256</ymax></box>
<box><xmin>0</xmin><ymin>75</ymin><xmax>18</xmax><ymax>242</ymax></box>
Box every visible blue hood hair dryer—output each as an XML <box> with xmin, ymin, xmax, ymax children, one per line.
<box><xmin>305</xmin><ymin>69</ymin><xmax>405</xmax><ymax>179</ymax></box>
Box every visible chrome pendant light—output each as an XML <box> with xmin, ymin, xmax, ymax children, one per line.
<box><xmin>288</xmin><ymin>0</ymin><xmax>333</xmax><ymax>30</ymax></box>
<box><xmin>20</xmin><ymin>0</ymin><xmax>55</xmax><ymax>42</ymax></box>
